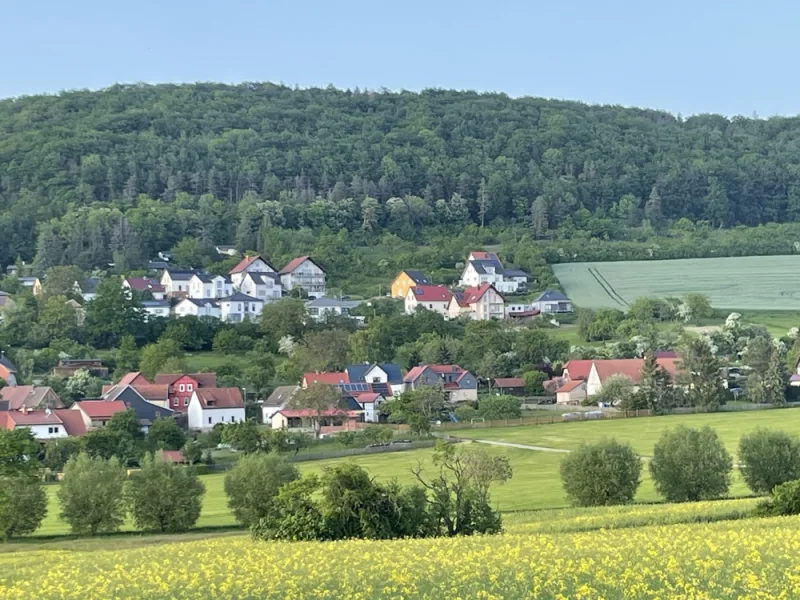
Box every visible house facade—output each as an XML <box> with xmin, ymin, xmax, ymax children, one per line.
<box><xmin>305</xmin><ymin>297</ymin><xmax>362</xmax><ymax>322</ymax></box>
<box><xmin>532</xmin><ymin>290</ymin><xmax>572</xmax><ymax>314</ymax></box>
<box><xmin>0</xmin><ymin>410</ymin><xmax>70</xmax><ymax>440</ymax></box>
<box><xmin>123</xmin><ymin>277</ymin><xmax>166</xmax><ymax>300</ymax></box>
<box><xmin>391</xmin><ymin>270</ymin><xmax>431</xmax><ymax>299</ymax></box>
<box><xmin>556</xmin><ymin>380</ymin><xmax>587</xmax><ymax>405</ymax></box>
<box><xmin>261</xmin><ymin>385</ymin><xmax>298</xmax><ymax>423</ymax></box>
<box><xmin>403</xmin><ymin>364</ymin><xmax>478</xmax><ymax>402</ymax></box>
<box><xmin>585</xmin><ymin>358</ymin><xmax>681</xmax><ymax>397</ymax></box>
<box><xmin>0</xmin><ymin>386</ymin><xmax>63</xmax><ymax>410</ymax></box>
<box><xmin>345</xmin><ymin>363</ymin><xmax>404</xmax><ymax>396</ymax></box>
<box><xmin>279</xmin><ymin>256</ymin><xmax>326</xmax><ymax>298</ymax></box>
<box><xmin>218</xmin><ymin>293</ymin><xmax>264</xmax><ymax>322</ymax></box>
<box><xmin>405</xmin><ymin>285</ymin><xmax>452</xmax><ymax>316</ymax></box>
<box><xmin>160</xmin><ymin>270</ymin><xmax>202</xmax><ymax>298</ymax></box>
<box><xmin>187</xmin><ymin>388</ymin><xmax>246</xmax><ymax>430</ymax></box>
<box><xmin>71</xmin><ymin>400</ymin><xmax>128</xmax><ymax>429</ymax></box>
<box><xmin>142</xmin><ymin>300</ymin><xmax>171</xmax><ymax>320</ymax></box>
<box><xmin>457</xmin><ymin>252</ymin><xmax>527</xmax><ymax>294</ymax></box>
<box><xmin>188</xmin><ymin>274</ymin><xmax>233</xmax><ymax>299</ymax></box>
<box><xmin>229</xmin><ymin>255</ymin><xmax>276</xmax><ymax>289</ymax></box>
<box><xmin>154</xmin><ymin>373</ymin><xmax>217</xmax><ymax>412</ymax></box>
<box><xmin>448</xmin><ymin>284</ymin><xmax>505</xmax><ymax>320</ymax></box>
<box><xmin>270</xmin><ymin>408</ymin><xmax>360</xmax><ymax>435</ymax></box>
<box><xmin>239</xmin><ymin>272</ymin><xmax>282</xmax><ymax>303</ymax></box>
<box><xmin>174</xmin><ymin>298</ymin><xmax>220</xmax><ymax>319</ymax></box>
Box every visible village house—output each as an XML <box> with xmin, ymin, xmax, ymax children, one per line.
<box><xmin>71</xmin><ymin>400</ymin><xmax>128</xmax><ymax>429</ymax></box>
<box><xmin>160</xmin><ymin>269</ymin><xmax>204</xmax><ymax>298</ymax></box>
<box><xmin>142</xmin><ymin>299</ymin><xmax>171</xmax><ymax>320</ymax></box>
<box><xmin>403</xmin><ymin>364</ymin><xmax>478</xmax><ymax>403</ymax></box>
<box><xmin>556</xmin><ymin>380</ymin><xmax>588</xmax><ymax>405</ymax></box>
<box><xmin>238</xmin><ymin>271</ymin><xmax>282</xmax><ymax>302</ymax></box>
<box><xmin>302</xmin><ymin>372</ymin><xmax>350</xmax><ymax>388</ymax></box>
<box><xmin>229</xmin><ymin>255</ymin><xmax>276</xmax><ymax>289</ymax></box>
<box><xmin>305</xmin><ymin>297</ymin><xmax>363</xmax><ymax>322</ymax></box>
<box><xmin>96</xmin><ymin>382</ymin><xmax>175</xmax><ymax>430</ymax></box>
<box><xmin>448</xmin><ymin>283</ymin><xmax>505</xmax><ymax>321</ymax></box>
<box><xmin>173</xmin><ymin>298</ymin><xmax>220</xmax><ymax>319</ymax></box>
<box><xmin>491</xmin><ymin>377</ymin><xmax>527</xmax><ymax>396</ymax></box>
<box><xmin>405</xmin><ymin>285</ymin><xmax>452</xmax><ymax>316</ymax></box>
<box><xmin>187</xmin><ymin>387</ymin><xmax>246</xmax><ymax>430</ymax></box>
<box><xmin>345</xmin><ymin>363</ymin><xmax>404</xmax><ymax>396</ymax></box>
<box><xmin>261</xmin><ymin>385</ymin><xmax>298</xmax><ymax>424</ymax></box>
<box><xmin>123</xmin><ymin>277</ymin><xmax>166</xmax><ymax>300</ymax></box>
<box><xmin>218</xmin><ymin>292</ymin><xmax>264</xmax><ymax>322</ymax></box>
<box><xmin>0</xmin><ymin>408</ymin><xmax>87</xmax><ymax>440</ymax></box>
<box><xmin>391</xmin><ymin>270</ymin><xmax>432</xmax><ymax>299</ymax></box>
<box><xmin>270</xmin><ymin>408</ymin><xmax>361</xmax><ymax>436</ymax></box>
<box><xmin>532</xmin><ymin>290</ymin><xmax>572</xmax><ymax>314</ymax></box>
<box><xmin>457</xmin><ymin>252</ymin><xmax>528</xmax><ymax>294</ymax></box>
<box><xmin>279</xmin><ymin>256</ymin><xmax>326</xmax><ymax>298</ymax></box>
<box><xmin>188</xmin><ymin>273</ymin><xmax>233</xmax><ymax>299</ymax></box>
<box><xmin>585</xmin><ymin>358</ymin><xmax>681</xmax><ymax>397</ymax></box>
<box><xmin>0</xmin><ymin>385</ymin><xmax>63</xmax><ymax>410</ymax></box>
<box><xmin>18</xmin><ymin>277</ymin><xmax>39</xmax><ymax>292</ymax></box>
<box><xmin>0</xmin><ymin>354</ymin><xmax>17</xmax><ymax>386</ymax></box>
<box><xmin>52</xmin><ymin>359</ymin><xmax>109</xmax><ymax>379</ymax></box>
<box><xmin>154</xmin><ymin>372</ymin><xmax>217</xmax><ymax>412</ymax></box>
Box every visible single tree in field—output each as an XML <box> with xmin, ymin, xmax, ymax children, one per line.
<box><xmin>560</xmin><ymin>439</ymin><xmax>642</xmax><ymax>507</ymax></box>
<box><xmin>0</xmin><ymin>474</ymin><xmax>47</xmax><ymax>540</ymax></box>
<box><xmin>649</xmin><ymin>426</ymin><xmax>732</xmax><ymax>502</ymax></box>
<box><xmin>128</xmin><ymin>453</ymin><xmax>205</xmax><ymax>533</ymax></box>
<box><xmin>224</xmin><ymin>453</ymin><xmax>299</xmax><ymax>527</ymax></box>
<box><xmin>58</xmin><ymin>453</ymin><xmax>127</xmax><ymax>536</ymax></box>
<box><xmin>738</xmin><ymin>429</ymin><xmax>800</xmax><ymax>494</ymax></box>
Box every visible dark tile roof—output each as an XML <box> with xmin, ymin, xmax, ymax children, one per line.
<box><xmin>403</xmin><ymin>270</ymin><xmax>431</xmax><ymax>284</ymax></box>
<box><xmin>469</xmin><ymin>259</ymin><xmax>505</xmax><ymax>275</ymax></box>
<box><xmin>220</xmin><ymin>292</ymin><xmax>262</xmax><ymax>303</ymax></box>
<box><xmin>535</xmin><ymin>290</ymin><xmax>570</xmax><ymax>302</ymax></box>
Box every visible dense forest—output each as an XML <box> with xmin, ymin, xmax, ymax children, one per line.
<box><xmin>3</xmin><ymin>82</ymin><xmax>800</xmax><ymax>275</ymax></box>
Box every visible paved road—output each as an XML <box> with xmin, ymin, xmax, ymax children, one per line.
<box><xmin>469</xmin><ymin>439</ymin><xmax>571</xmax><ymax>454</ymax></box>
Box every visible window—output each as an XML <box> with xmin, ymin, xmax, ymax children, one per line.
<box><xmin>48</xmin><ymin>427</ymin><xmax>54</xmax><ymax>434</ymax></box>
<box><xmin>341</xmin><ymin>307</ymin><xmax>349</xmax><ymax>314</ymax></box>
<box><xmin>187</xmin><ymin>384</ymin><xmax>193</xmax><ymax>392</ymax></box>
<box><xmin>372</xmin><ymin>377</ymin><xmax>381</xmax><ymax>383</ymax></box>
<box><xmin>429</xmin><ymin>304</ymin><xmax>433</xmax><ymax>308</ymax></box>
<box><xmin>179</xmin><ymin>384</ymin><xmax>185</xmax><ymax>392</ymax></box>
<box><xmin>173</xmin><ymin>399</ymin><xmax>179</xmax><ymax>407</ymax></box>
<box><xmin>54</xmin><ymin>427</ymin><xmax>59</xmax><ymax>433</ymax></box>
<box><xmin>208</xmin><ymin>417</ymin><xmax>212</xmax><ymax>424</ymax></box>
<box><xmin>231</xmin><ymin>416</ymin><xmax>235</xmax><ymax>422</ymax></box>
<box><xmin>184</xmin><ymin>398</ymin><xmax>189</xmax><ymax>406</ymax></box>
<box><xmin>238</xmin><ymin>303</ymin><xmax>243</xmax><ymax>311</ymax></box>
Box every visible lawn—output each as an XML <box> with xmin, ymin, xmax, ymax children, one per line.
<box><xmin>183</xmin><ymin>351</ymin><xmax>251</xmax><ymax>372</ymax></box>
<box><xmin>454</xmin><ymin>406</ymin><xmax>800</xmax><ymax>456</ymax></box>
<box><xmin>553</xmin><ymin>255</ymin><xmax>800</xmax><ymax>310</ymax></box>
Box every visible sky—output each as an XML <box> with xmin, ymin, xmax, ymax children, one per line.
<box><xmin>2</xmin><ymin>0</ymin><xmax>799</xmax><ymax>116</ymax></box>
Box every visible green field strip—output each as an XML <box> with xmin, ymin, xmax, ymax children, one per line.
<box><xmin>588</xmin><ymin>266</ymin><xmax>626</xmax><ymax>307</ymax></box>
<box><xmin>593</xmin><ymin>266</ymin><xmax>630</xmax><ymax>307</ymax></box>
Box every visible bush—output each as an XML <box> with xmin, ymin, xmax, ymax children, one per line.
<box><xmin>757</xmin><ymin>479</ymin><xmax>800</xmax><ymax>516</ymax></box>
<box><xmin>649</xmin><ymin>426</ymin><xmax>733</xmax><ymax>502</ymax></box>
<box><xmin>224</xmin><ymin>453</ymin><xmax>299</xmax><ymax>527</ymax></box>
<box><xmin>251</xmin><ymin>476</ymin><xmax>325</xmax><ymax>542</ymax></box>
<box><xmin>0</xmin><ymin>475</ymin><xmax>47</xmax><ymax>540</ymax></box>
<box><xmin>738</xmin><ymin>429</ymin><xmax>800</xmax><ymax>494</ymax></box>
<box><xmin>58</xmin><ymin>453</ymin><xmax>126</xmax><ymax>535</ymax></box>
<box><xmin>477</xmin><ymin>396</ymin><xmax>521</xmax><ymax>420</ymax></box>
<box><xmin>560</xmin><ymin>439</ymin><xmax>642</xmax><ymax>506</ymax></box>
<box><xmin>43</xmin><ymin>437</ymin><xmax>83</xmax><ymax>471</ymax></box>
<box><xmin>128</xmin><ymin>454</ymin><xmax>206</xmax><ymax>533</ymax></box>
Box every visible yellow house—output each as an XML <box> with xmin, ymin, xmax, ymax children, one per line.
<box><xmin>391</xmin><ymin>270</ymin><xmax>432</xmax><ymax>299</ymax></box>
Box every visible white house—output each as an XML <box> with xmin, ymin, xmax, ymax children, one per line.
<box><xmin>345</xmin><ymin>362</ymin><xmax>405</xmax><ymax>397</ymax></box>
<box><xmin>305</xmin><ymin>297</ymin><xmax>363</xmax><ymax>322</ymax></box>
<box><xmin>532</xmin><ymin>290</ymin><xmax>572</xmax><ymax>313</ymax></box>
<box><xmin>404</xmin><ymin>285</ymin><xmax>452</xmax><ymax>316</ymax></box>
<box><xmin>218</xmin><ymin>293</ymin><xmax>264</xmax><ymax>322</ymax></box>
<box><xmin>0</xmin><ymin>409</ymin><xmax>68</xmax><ymax>440</ymax></box>
<box><xmin>123</xmin><ymin>277</ymin><xmax>166</xmax><ymax>300</ymax></box>
<box><xmin>279</xmin><ymin>256</ymin><xmax>326</xmax><ymax>298</ymax></box>
<box><xmin>457</xmin><ymin>251</ymin><xmax>527</xmax><ymax>294</ymax></box>
<box><xmin>356</xmin><ymin>393</ymin><xmax>385</xmax><ymax>423</ymax></box>
<box><xmin>239</xmin><ymin>272</ymin><xmax>282</xmax><ymax>303</ymax></box>
<box><xmin>160</xmin><ymin>269</ymin><xmax>202</xmax><ymax>297</ymax></box>
<box><xmin>188</xmin><ymin>388</ymin><xmax>245</xmax><ymax>430</ymax></box>
<box><xmin>261</xmin><ymin>385</ymin><xmax>298</xmax><ymax>424</ymax></box>
<box><xmin>229</xmin><ymin>255</ymin><xmax>276</xmax><ymax>289</ymax></box>
<box><xmin>448</xmin><ymin>284</ymin><xmax>506</xmax><ymax>320</ymax></box>
<box><xmin>173</xmin><ymin>298</ymin><xmax>220</xmax><ymax>319</ymax></box>
<box><xmin>142</xmin><ymin>299</ymin><xmax>171</xmax><ymax>320</ymax></box>
<box><xmin>188</xmin><ymin>273</ymin><xmax>233</xmax><ymax>299</ymax></box>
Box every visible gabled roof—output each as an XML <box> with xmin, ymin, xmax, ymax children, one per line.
<box><xmin>410</xmin><ymin>285</ymin><xmax>452</xmax><ymax>302</ymax></box>
<box><xmin>230</xmin><ymin>255</ymin><xmax>274</xmax><ymax>274</ymax></box>
<box><xmin>75</xmin><ymin>400</ymin><xmax>127</xmax><ymax>419</ymax></box>
<box><xmin>52</xmin><ymin>409</ymin><xmax>88</xmax><ymax>436</ymax></box>
<box><xmin>129</xmin><ymin>384</ymin><xmax>169</xmax><ymax>402</ymax></box>
<box><xmin>469</xmin><ymin>251</ymin><xmax>500</xmax><ymax>262</ymax></box>
<box><xmin>164</xmin><ymin>269</ymin><xmax>204</xmax><ymax>281</ymax></box>
<box><xmin>2</xmin><ymin>410</ymin><xmax>62</xmax><ymax>427</ymax></box>
<box><xmin>142</xmin><ymin>299</ymin><xmax>171</xmax><ymax>308</ymax></box>
<box><xmin>356</xmin><ymin>392</ymin><xmax>383</xmax><ymax>404</ymax></box>
<box><xmin>304</xmin><ymin>372</ymin><xmax>349</xmax><ymax>386</ymax></box>
<box><xmin>346</xmin><ymin>363</ymin><xmax>404</xmax><ymax>385</ymax></box>
<box><xmin>0</xmin><ymin>386</ymin><xmax>62</xmax><ymax>410</ymax></box>
<box><xmin>280</xmin><ymin>255</ymin><xmax>323</xmax><ymax>275</ymax></box>
<box><xmin>264</xmin><ymin>385</ymin><xmax>298</xmax><ymax>406</ymax></box>
<box><xmin>117</xmin><ymin>372</ymin><xmax>146</xmax><ymax>388</ymax></box>
<box><xmin>592</xmin><ymin>358</ymin><xmax>681</xmax><ymax>384</ymax></box>
<box><xmin>219</xmin><ymin>292</ymin><xmax>262</xmax><ymax>304</ymax></box>
<box><xmin>124</xmin><ymin>277</ymin><xmax>165</xmax><ymax>293</ymax></box>
<box><xmin>557</xmin><ymin>380</ymin><xmax>586</xmax><ymax>393</ymax></box>
<box><xmin>179</xmin><ymin>298</ymin><xmax>219</xmax><ymax>308</ymax></box>
<box><xmin>493</xmin><ymin>377</ymin><xmax>525</xmax><ymax>388</ymax></box>
<box><xmin>154</xmin><ymin>373</ymin><xmax>217</xmax><ymax>388</ymax></box>
<box><xmin>399</xmin><ymin>270</ymin><xmax>431</xmax><ymax>285</ymax></box>
<box><xmin>469</xmin><ymin>259</ymin><xmax>505</xmax><ymax>275</ymax></box>
<box><xmin>193</xmin><ymin>388</ymin><xmax>244</xmax><ymax>409</ymax></box>
<box><xmin>245</xmin><ymin>272</ymin><xmax>280</xmax><ymax>285</ymax></box>
<box><xmin>504</xmin><ymin>269</ymin><xmax>528</xmax><ymax>278</ymax></box>
<box><xmin>403</xmin><ymin>365</ymin><xmax>429</xmax><ymax>383</ymax></box>
<box><xmin>535</xmin><ymin>290</ymin><xmax>570</xmax><ymax>303</ymax></box>
<box><xmin>563</xmin><ymin>360</ymin><xmax>594</xmax><ymax>381</ymax></box>
<box><xmin>454</xmin><ymin>283</ymin><xmax>501</xmax><ymax>306</ymax></box>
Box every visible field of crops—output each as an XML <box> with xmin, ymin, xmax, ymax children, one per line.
<box><xmin>3</xmin><ymin>504</ymin><xmax>798</xmax><ymax>599</ymax></box>
<box><xmin>553</xmin><ymin>255</ymin><xmax>800</xmax><ymax>309</ymax></box>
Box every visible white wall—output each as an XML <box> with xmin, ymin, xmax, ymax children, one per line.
<box><xmin>188</xmin><ymin>398</ymin><xmax>245</xmax><ymax>430</ymax></box>
<box><xmin>24</xmin><ymin>424</ymin><xmax>68</xmax><ymax>440</ymax></box>
<box><xmin>449</xmin><ymin>389</ymin><xmax>478</xmax><ymax>403</ymax></box>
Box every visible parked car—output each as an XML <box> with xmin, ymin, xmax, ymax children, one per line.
<box><xmin>584</xmin><ymin>410</ymin><xmax>605</xmax><ymax>420</ymax></box>
<box><xmin>562</xmin><ymin>412</ymin><xmax>583</xmax><ymax>421</ymax></box>
<box><xmin>391</xmin><ymin>440</ymin><xmax>413</xmax><ymax>445</ymax></box>
<box><xmin>366</xmin><ymin>443</ymin><xmax>390</xmax><ymax>448</ymax></box>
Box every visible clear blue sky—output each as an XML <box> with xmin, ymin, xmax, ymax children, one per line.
<box><xmin>2</xmin><ymin>0</ymin><xmax>799</xmax><ymax>116</ymax></box>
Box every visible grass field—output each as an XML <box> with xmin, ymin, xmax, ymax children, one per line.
<box><xmin>553</xmin><ymin>255</ymin><xmax>800</xmax><ymax>310</ymax></box>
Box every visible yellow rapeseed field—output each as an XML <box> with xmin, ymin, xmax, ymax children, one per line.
<box><xmin>2</xmin><ymin>512</ymin><xmax>799</xmax><ymax>599</ymax></box>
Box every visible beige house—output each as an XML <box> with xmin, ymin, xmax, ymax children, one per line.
<box><xmin>447</xmin><ymin>283</ymin><xmax>505</xmax><ymax>320</ymax></box>
<box><xmin>556</xmin><ymin>380</ymin><xmax>587</xmax><ymax>405</ymax></box>
<box><xmin>405</xmin><ymin>285</ymin><xmax>452</xmax><ymax>316</ymax></box>
<box><xmin>585</xmin><ymin>358</ymin><xmax>681</xmax><ymax>397</ymax></box>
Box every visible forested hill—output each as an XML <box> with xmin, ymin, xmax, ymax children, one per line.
<box><xmin>2</xmin><ymin>82</ymin><xmax>800</xmax><ymax>270</ymax></box>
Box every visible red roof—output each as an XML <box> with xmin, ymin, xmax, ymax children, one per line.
<box><xmin>130</xmin><ymin>384</ymin><xmax>169</xmax><ymax>402</ymax></box>
<box><xmin>470</xmin><ymin>251</ymin><xmax>498</xmax><ymax>261</ymax></box>
<box><xmin>193</xmin><ymin>388</ymin><xmax>244</xmax><ymax>409</ymax></box>
<box><xmin>592</xmin><ymin>358</ymin><xmax>681</xmax><ymax>384</ymax></box>
<box><xmin>3</xmin><ymin>410</ymin><xmax>62</xmax><ymax>426</ymax></box>
<box><xmin>303</xmin><ymin>372</ymin><xmax>349</xmax><ymax>386</ymax></box>
<box><xmin>229</xmin><ymin>255</ymin><xmax>272</xmax><ymax>274</ymax></box>
<box><xmin>117</xmin><ymin>371</ymin><xmax>147</xmax><ymax>387</ymax></box>
<box><xmin>429</xmin><ymin>364</ymin><xmax>466</xmax><ymax>375</ymax></box>
<box><xmin>410</xmin><ymin>285</ymin><xmax>452</xmax><ymax>302</ymax></box>
<box><xmin>356</xmin><ymin>392</ymin><xmax>382</xmax><ymax>403</ymax></box>
<box><xmin>160</xmin><ymin>450</ymin><xmax>187</xmax><ymax>463</ymax></box>
<box><xmin>52</xmin><ymin>409</ymin><xmax>88</xmax><ymax>436</ymax></box>
<box><xmin>124</xmin><ymin>278</ymin><xmax>165</xmax><ymax>293</ymax></box>
<box><xmin>403</xmin><ymin>366</ymin><xmax>428</xmax><ymax>383</ymax></box>
<box><xmin>76</xmin><ymin>400</ymin><xmax>127</xmax><ymax>419</ymax></box>
<box><xmin>278</xmin><ymin>408</ymin><xmax>360</xmax><ymax>418</ymax></box>
<box><xmin>0</xmin><ymin>386</ymin><xmax>62</xmax><ymax>410</ymax></box>
<box><xmin>403</xmin><ymin>364</ymin><xmax>468</xmax><ymax>383</ymax></box>
<box><xmin>443</xmin><ymin>382</ymin><xmax>459</xmax><ymax>390</ymax></box>
<box><xmin>455</xmin><ymin>283</ymin><xmax>501</xmax><ymax>306</ymax></box>
<box><xmin>557</xmin><ymin>380</ymin><xmax>585</xmax><ymax>393</ymax></box>
<box><xmin>280</xmin><ymin>255</ymin><xmax>321</xmax><ymax>275</ymax></box>
<box><xmin>508</xmin><ymin>309</ymin><xmax>541</xmax><ymax>318</ymax></box>
<box><xmin>563</xmin><ymin>360</ymin><xmax>594</xmax><ymax>381</ymax></box>
<box><xmin>493</xmin><ymin>377</ymin><xmax>525</xmax><ymax>388</ymax></box>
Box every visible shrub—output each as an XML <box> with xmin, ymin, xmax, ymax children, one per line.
<box><xmin>477</xmin><ymin>396</ymin><xmax>521</xmax><ymax>420</ymax></box>
<box><xmin>738</xmin><ymin>429</ymin><xmax>800</xmax><ymax>494</ymax></box>
<box><xmin>251</xmin><ymin>476</ymin><xmax>325</xmax><ymax>542</ymax></box>
<box><xmin>560</xmin><ymin>439</ymin><xmax>642</xmax><ymax>506</ymax></box>
<box><xmin>757</xmin><ymin>479</ymin><xmax>800</xmax><ymax>516</ymax></box>
<box><xmin>650</xmin><ymin>426</ymin><xmax>733</xmax><ymax>502</ymax></box>
<box><xmin>224</xmin><ymin>453</ymin><xmax>298</xmax><ymax>527</ymax></box>
<box><xmin>0</xmin><ymin>475</ymin><xmax>47</xmax><ymax>540</ymax></box>
<box><xmin>58</xmin><ymin>453</ymin><xmax>126</xmax><ymax>535</ymax></box>
<box><xmin>128</xmin><ymin>453</ymin><xmax>205</xmax><ymax>533</ymax></box>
